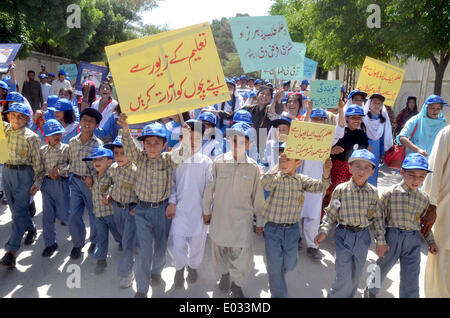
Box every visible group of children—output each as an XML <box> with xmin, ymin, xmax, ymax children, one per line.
<box><xmin>0</xmin><ymin>80</ymin><xmax>442</xmax><ymax>298</ymax></box>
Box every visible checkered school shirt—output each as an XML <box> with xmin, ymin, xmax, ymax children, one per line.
<box><xmin>92</xmin><ymin>170</ymin><xmax>114</xmax><ymax>217</ymax></box>
<box><xmin>261</xmin><ymin>171</ymin><xmax>330</xmax><ymax>224</ymax></box>
<box><xmin>68</xmin><ymin>133</ymin><xmax>103</xmax><ymax>177</ymax></box>
<box><xmin>320</xmin><ymin>179</ymin><xmax>387</xmax><ymax>246</ymax></box>
<box><xmin>3</xmin><ymin>122</ymin><xmax>43</xmax><ymax>186</ymax></box>
<box><xmin>381</xmin><ymin>181</ymin><xmax>434</xmax><ymax>244</ymax></box>
<box><xmin>36</xmin><ymin>142</ymin><xmax>70</xmax><ymax>186</ymax></box>
<box><xmin>122</xmin><ymin>131</ymin><xmax>176</xmax><ymax>203</ymax></box>
<box><xmin>108</xmin><ymin>162</ymin><xmax>138</xmax><ymax>204</ymax></box>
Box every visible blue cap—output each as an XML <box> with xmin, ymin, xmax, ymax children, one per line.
<box><xmin>425</xmin><ymin>94</ymin><xmax>448</xmax><ymax>106</ymax></box>
<box><xmin>46</xmin><ymin>95</ymin><xmax>59</xmax><ymax>108</ymax></box>
<box><xmin>349</xmin><ymin>149</ymin><xmax>377</xmax><ymax>166</ymax></box>
<box><xmin>41</xmin><ymin>64</ymin><xmax>46</xmax><ymax>68</ymax></box>
<box><xmin>0</xmin><ymin>80</ymin><xmax>8</xmax><ymax>90</ymax></box>
<box><xmin>345</xmin><ymin>104</ymin><xmax>365</xmax><ymax>117</ymax></box>
<box><xmin>48</xmin><ymin>72</ymin><xmax>55</xmax><ymax>77</ymax></box>
<box><xmin>43</xmin><ymin>119</ymin><xmax>65</xmax><ymax>136</ymax></box>
<box><xmin>4</xmin><ymin>102</ymin><xmax>31</xmax><ymax>117</ymax></box>
<box><xmin>301</xmin><ymin>79</ymin><xmax>309</xmax><ymax>86</ymax></box>
<box><xmin>66</xmin><ymin>76</ymin><xmax>71</xmax><ymax>81</ymax></box>
<box><xmin>282</xmin><ymin>80</ymin><xmax>291</xmax><ymax>86</ymax></box>
<box><xmin>225</xmin><ymin>78</ymin><xmax>236</xmax><ymax>86</ymax></box>
<box><xmin>39</xmin><ymin>74</ymin><xmax>48</xmax><ymax>79</ymax></box>
<box><xmin>310</xmin><ymin>108</ymin><xmax>328</xmax><ymax>118</ymax></box>
<box><xmin>341</xmin><ymin>85</ymin><xmax>345</xmax><ymax>93</ymax></box>
<box><xmin>248</xmin><ymin>77</ymin><xmax>255</xmax><ymax>82</ymax></box>
<box><xmin>348</xmin><ymin>89</ymin><xmax>368</xmax><ymax>100</ymax></box>
<box><xmin>229</xmin><ymin>122</ymin><xmax>254</xmax><ymax>142</ymax></box>
<box><xmin>5</xmin><ymin>91</ymin><xmax>24</xmax><ymax>103</ymax></box>
<box><xmin>233</xmin><ymin>77</ymin><xmax>239</xmax><ymax>82</ymax></box>
<box><xmin>254</xmin><ymin>79</ymin><xmax>263</xmax><ymax>85</ymax></box>
<box><xmin>249</xmin><ymin>91</ymin><xmax>257</xmax><ymax>98</ymax></box>
<box><xmin>233</xmin><ymin>109</ymin><xmax>253</xmax><ymax>125</ymax></box>
<box><xmin>58</xmin><ymin>69</ymin><xmax>67</xmax><ymax>76</ymax></box>
<box><xmin>368</xmin><ymin>93</ymin><xmax>386</xmax><ymax>102</ymax></box>
<box><xmin>138</xmin><ymin>122</ymin><xmax>167</xmax><ymax>141</ymax></box>
<box><xmin>402</xmin><ymin>153</ymin><xmax>432</xmax><ymax>172</ymax></box>
<box><xmin>49</xmin><ymin>98</ymin><xmax>73</xmax><ymax>112</ymax></box>
<box><xmin>271</xmin><ymin>115</ymin><xmax>292</xmax><ymax>128</ymax></box>
<box><xmin>266</xmin><ymin>82</ymin><xmax>274</xmax><ymax>88</ymax></box>
<box><xmin>104</xmin><ymin>136</ymin><xmax>123</xmax><ymax>150</ymax></box>
<box><xmin>240</xmin><ymin>91</ymin><xmax>249</xmax><ymax>99</ymax></box>
<box><xmin>198</xmin><ymin>111</ymin><xmax>217</xmax><ymax>126</ymax></box>
<box><xmin>240</xmin><ymin>75</ymin><xmax>247</xmax><ymax>81</ymax></box>
<box><xmin>82</xmin><ymin>146</ymin><xmax>114</xmax><ymax>161</ymax></box>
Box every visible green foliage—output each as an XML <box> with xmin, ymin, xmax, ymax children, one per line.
<box><xmin>0</xmin><ymin>11</ymin><xmax>32</xmax><ymax>59</ymax></box>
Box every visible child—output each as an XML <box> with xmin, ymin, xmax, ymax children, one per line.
<box><xmin>104</xmin><ymin>136</ymin><xmax>138</xmax><ymax>288</ymax></box>
<box><xmin>167</xmin><ymin>119</ymin><xmax>213</xmax><ymax>289</ymax></box>
<box><xmin>82</xmin><ymin>146</ymin><xmax>121</xmax><ymax>274</ymax></box>
<box><xmin>198</xmin><ymin>111</ymin><xmax>222</xmax><ymax>159</ymax></box>
<box><xmin>365</xmin><ymin>153</ymin><xmax>438</xmax><ymax>298</ymax></box>
<box><xmin>0</xmin><ymin>102</ymin><xmax>43</xmax><ymax>268</ymax></box>
<box><xmin>36</xmin><ymin>119</ymin><xmax>70</xmax><ymax>257</ymax></box>
<box><xmin>67</xmin><ymin>108</ymin><xmax>103</xmax><ymax>259</ymax></box>
<box><xmin>261</xmin><ymin>142</ymin><xmax>332</xmax><ymax>298</ymax></box>
<box><xmin>117</xmin><ymin>113</ymin><xmax>177</xmax><ymax>298</ymax></box>
<box><xmin>315</xmin><ymin>149</ymin><xmax>389</xmax><ymax>298</ymax></box>
<box><xmin>202</xmin><ymin>122</ymin><xmax>265</xmax><ymax>298</ymax></box>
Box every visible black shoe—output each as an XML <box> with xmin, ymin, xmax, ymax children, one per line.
<box><xmin>60</xmin><ymin>221</ymin><xmax>67</xmax><ymax>226</ymax></box>
<box><xmin>218</xmin><ymin>273</ymin><xmax>230</xmax><ymax>292</ymax></box>
<box><xmin>0</xmin><ymin>190</ymin><xmax>4</xmax><ymax>200</ymax></box>
<box><xmin>29</xmin><ymin>201</ymin><xmax>36</xmax><ymax>218</ymax></box>
<box><xmin>118</xmin><ymin>243</ymin><xmax>123</xmax><ymax>251</ymax></box>
<box><xmin>174</xmin><ymin>268</ymin><xmax>185</xmax><ymax>289</ymax></box>
<box><xmin>306</xmin><ymin>247</ymin><xmax>322</xmax><ymax>261</ymax></box>
<box><xmin>1</xmin><ymin>194</ymin><xmax>8</xmax><ymax>205</ymax></box>
<box><xmin>42</xmin><ymin>243</ymin><xmax>58</xmax><ymax>257</ymax></box>
<box><xmin>70</xmin><ymin>247</ymin><xmax>82</xmax><ymax>259</ymax></box>
<box><xmin>134</xmin><ymin>292</ymin><xmax>147</xmax><ymax>298</ymax></box>
<box><xmin>24</xmin><ymin>228</ymin><xmax>37</xmax><ymax>245</ymax></box>
<box><xmin>0</xmin><ymin>252</ymin><xmax>16</xmax><ymax>268</ymax></box>
<box><xmin>186</xmin><ymin>266</ymin><xmax>197</xmax><ymax>283</ymax></box>
<box><xmin>231</xmin><ymin>281</ymin><xmax>245</xmax><ymax>298</ymax></box>
<box><xmin>94</xmin><ymin>260</ymin><xmax>107</xmax><ymax>274</ymax></box>
<box><xmin>88</xmin><ymin>243</ymin><xmax>96</xmax><ymax>254</ymax></box>
<box><xmin>150</xmin><ymin>274</ymin><xmax>162</xmax><ymax>286</ymax></box>
<box><xmin>364</xmin><ymin>287</ymin><xmax>376</xmax><ymax>298</ymax></box>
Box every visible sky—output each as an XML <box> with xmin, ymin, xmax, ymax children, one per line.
<box><xmin>141</xmin><ymin>0</ymin><xmax>274</xmax><ymax>29</ymax></box>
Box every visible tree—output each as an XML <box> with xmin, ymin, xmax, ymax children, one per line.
<box><xmin>0</xmin><ymin>11</ymin><xmax>33</xmax><ymax>59</ymax></box>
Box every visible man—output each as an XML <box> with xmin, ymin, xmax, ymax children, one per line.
<box><xmin>50</xmin><ymin>70</ymin><xmax>72</xmax><ymax>95</ymax></box>
<box><xmin>422</xmin><ymin>125</ymin><xmax>450</xmax><ymax>297</ymax></box>
<box><xmin>40</xmin><ymin>74</ymin><xmax>51</xmax><ymax>104</ymax></box>
<box><xmin>48</xmin><ymin>72</ymin><xmax>55</xmax><ymax>85</ymax></box>
<box><xmin>22</xmin><ymin>70</ymin><xmax>43</xmax><ymax>111</ymax></box>
<box><xmin>39</xmin><ymin>64</ymin><xmax>48</xmax><ymax>78</ymax></box>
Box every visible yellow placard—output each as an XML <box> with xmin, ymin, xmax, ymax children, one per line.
<box><xmin>285</xmin><ymin>121</ymin><xmax>334</xmax><ymax>162</ymax></box>
<box><xmin>356</xmin><ymin>56</ymin><xmax>405</xmax><ymax>106</ymax></box>
<box><xmin>0</xmin><ymin>118</ymin><xmax>8</xmax><ymax>163</ymax></box>
<box><xmin>0</xmin><ymin>115</ymin><xmax>5</xmax><ymax>139</ymax></box>
<box><xmin>91</xmin><ymin>61</ymin><xmax>106</xmax><ymax>67</ymax></box>
<box><xmin>105</xmin><ymin>22</ymin><xmax>229</xmax><ymax>124</ymax></box>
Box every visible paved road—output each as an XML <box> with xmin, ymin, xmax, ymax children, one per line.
<box><xmin>0</xmin><ymin>165</ymin><xmax>430</xmax><ymax>298</ymax></box>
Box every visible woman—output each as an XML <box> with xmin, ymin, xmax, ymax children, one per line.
<box><xmin>284</xmin><ymin>92</ymin><xmax>304</xmax><ymax>119</ymax></box>
<box><xmin>91</xmin><ymin>81</ymin><xmax>118</xmax><ymax>129</ymax></box>
<box><xmin>397</xmin><ymin>94</ymin><xmax>447</xmax><ymax>157</ymax></box>
<box><xmin>78</xmin><ymin>80</ymin><xmax>97</xmax><ymax>111</ymax></box>
<box><xmin>395</xmin><ymin>96</ymin><xmax>418</xmax><ymax>135</ymax></box>
<box><xmin>363</xmin><ymin>93</ymin><xmax>393</xmax><ymax>186</ymax></box>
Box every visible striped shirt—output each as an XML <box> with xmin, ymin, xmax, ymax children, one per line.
<box><xmin>320</xmin><ymin>179</ymin><xmax>387</xmax><ymax>246</ymax></box>
<box><xmin>36</xmin><ymin>142</ymin><xmax>70</xmax><ymax>186</ymax></box>
<box><xmin>3</xmin><ymin>122</ymin><xmax>43</xmax><ymax>186</ymax></box>
<box><xmin>68</xmin><ymin>133</ymin><xmax>103</xmax><ymax>177</ymax></box>
<box><xmin>108</xmin><ymin>162</ymin><xmax>138</xmax><ymax>204</ymax></box>
<box><xmin>261</xmin><ymin>171</ymin><xmax>330</xmax><ymax>224</ymax></box>
<box><xmin>121</xmin><ymin>130</ymin><xmax>176</xmax><ymax>203</ymax></box>
<box><xmin>92</xmin><ymin>170</ymin><xmax>114</xmax><ymax>217</ymax></box>
<box><xmin>381</xmin><ymin>181</ymin><xmax>434</xmax><ymax>244</ymax></box>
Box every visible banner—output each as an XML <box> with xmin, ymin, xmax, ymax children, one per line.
<box><xmin>303</xmin><ymin>57</ymin><xmax>318</xmax><ymax>79</ymax></box>
<box><xmin>356</xmin><ymin>56</ymin><xmax>405</xmax><ymax>106</ymax></box>
<box><xmin>285</xmin><ymin>121</ymin><xmax>334</xmax><ymax>162</ymax></box>
<box><xmin>310</xmin><ymin>80</ymin><xmax>341</xmax><ymax>109</ymax></box>
<box><xmin>0</xmin><ymin>44</ymin><xmax>21</xmax><ymax>73</ymax></box>
<box><xmin>229</xmin><ymin>16</ymin><xmax>301</xmax><ymax>73</ymax></box>
<box><xmin>105</xmin><ymin>22</ymin><xmax>229</xmax><ymax>124</ymax></box>
<box><xmin>57</xmin><ymin>64</ymin><xmax>78</xmax><ymax>81</ymax></box>
<box><xmin>261</xmin><ymin>42</ymin><xmax>306</xmax><ymax>80</ymax></box>
<box><xmin>75</xmin><ymin>61</ymin><xmax>108</xmax><ymax>95</ymax></box>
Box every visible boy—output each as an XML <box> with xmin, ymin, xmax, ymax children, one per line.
<box><xmin>167</xmin><ymin>119</ymin><xmax>213</xmax><ymax>289</ymax></box>
<box><xmin>314</xmin><ymin>149</ymin><xmax>389</xmax><ymax>298</ymax></box>
<box><xmin>202</xmin><ymin>122</ymin><xmax>265</xmax><ymax>298</ymax></box>
<box><xmin>117</xmin><ymin>113</ymin><xmax>176</xmax><ymax>298</ymax></box>
<box><xmin>82</xmin><ymin>145</ymin><xmax>121</xmax><ymax>274</ymax></box>
<box><xmin>0</xmin><ymin>103</ymin><xmax>43</xmax><ymax>268</ymax></box>
<box><xmin>261</xmin><ymin>142</ymin><xmax>332</xmax><ymax>297</ymax></box>
<box><xmin>36</xmin><ymin>119</ymin><xmax>70</xmax><ymax>257</ymax></box>
<box><xmin>68</xmin><ymin>108</ymin><xmax>103</xmax><ymax>259</ymax></box>
<box><xmin>365</xmin><ymin>153</ymin><xmax>439</xmax><ymax>298</ymax></box>
<box><xmin>104</xmin><ymin>136</ymin><xmax>138</xmax><ymax>288</ymax></box>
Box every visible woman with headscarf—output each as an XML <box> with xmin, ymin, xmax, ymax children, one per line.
<box><xmin>397</xmin><ymin>95</ymin><xmax>448</xmax><ymax>157</ymax></box>
<box><xmin>78</xmin><ymin>80</ymin><xmax>97</xmax><ymax>112</ymax></box>
<box><xmin>395</xmin><ymin>96</ymin><xmax>418</xmax><ymax>135</ymax></box>
<box><xmin>91</xmin><ymin>81</ymin><xmax>118</xmax><ymax>129</ymax></box>
<box><xmin>363</xmin><ymin>93</ymin><xmax>394</xmax><ymax>186</ymax></box>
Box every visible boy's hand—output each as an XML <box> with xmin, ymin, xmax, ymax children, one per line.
<box><xmin>166</xmin><ymin>203</ymin><xmax>176</xmax><ymax>219</ymax></box>
<box><xmin>255</xmin><ymin>227</ymin><xmax>263</xmax><ymax>236</ymax></box>
<box><xmin>83</xmin><ymin>176</ymin><xmax>93</xmax><ymax>188</ymax></box>
<box><xmin>30</xmin><ymin>185</ymin><xmax>39</xmax><ymax>196</ymax></box>
<box><xmin>314</xmin><ymin>233</ymin><xmax>327</xmax><ymax>246</ymax></box>
<box><xmin>203</xmin><ymin>214</ymin><xmax>211</xmax><ymax>225</ymax></box>
<box><xmin>117</xmin><ymin>113</ymin><xmax>129</xmax><ymax>132</ymax></box>
<box><xmin>130</xmin><ymin>208</ymin><xmax>135</xmax><ymax>216</ymax></box>
<box><xmin>428</xmin><ymin>243</ymin><xmax>438</xmax><ymax>255</ymax></box>
<box><xmin>323</xmin><ymin>158</ymin><xmax>332</xmax><ymax>178</ymax></box>
<box><xmin>331</xmin><ymin>146</ymin><xmax>344</xmax><ymax>155</ymax></box>
<box><xmin>102</xmin><ymin>194</ymin><xmax>111</xmax><ymax>206</ymax></box>
<box><xmin>376</xmin><ymin>245</ymin><xmax>390</xmax><ymax>258</ymax></box>
<box><xmin>49</xmin><ymin>166</ymin><xmax>60</xmax><ymax>180</ymax></box>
